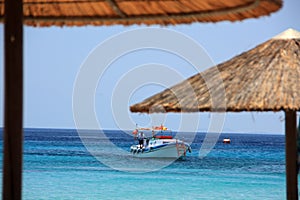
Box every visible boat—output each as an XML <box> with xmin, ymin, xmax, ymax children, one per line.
<box><xmin>223</xmin><ymin>138</ymin><xmax>231</xmax><ymax>144</ymax></box>
<box><xmin>130</xmin><ymin>125</ymin><xmax>192</xmax><ymax>158</ymax></box>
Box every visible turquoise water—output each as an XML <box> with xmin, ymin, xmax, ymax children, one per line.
<box><xmin>0</xmin><ymin>129</ymin><xmax>289</xmax><ymax>199</ymax></box>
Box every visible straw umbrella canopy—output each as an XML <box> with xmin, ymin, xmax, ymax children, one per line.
<box><xmin>130</xmin><ymin>28</ymin><xmax>300</xmax><ymax>200</ymax></box>
<box><xmin>130</xmin><ymin>28</ymin><xmax>300</xmax><ymax>113</ymax></box>
<box><xmin>1</xmin><ymin>0</ymin><xmax>282</xmax><ymax>199</ymax></box>
<box><xmin>0</xmin><ymin>0</ymin><xmax>282</xmax><ymax>26</ymax></box>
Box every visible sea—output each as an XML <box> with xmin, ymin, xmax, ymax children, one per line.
<box><xmin>0</xmin><ymin>128</ymin><xmax>291</xmax><ymax>199</ymax></box>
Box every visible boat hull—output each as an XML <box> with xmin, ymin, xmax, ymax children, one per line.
<box><xmin>130</xmin><ymin>143</ymin><xmax>191</xmax><ymax>158</ymax></box>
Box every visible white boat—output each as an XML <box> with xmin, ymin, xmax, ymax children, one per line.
<box><xmin>130</xmin><ymin>126</ymin><xmax>191</xmax><ymax>158</ymax></box>
<box><xmin>223</xmin><ymin>138</ymin><xmax>231</xmax><ymax>144</ymax></box>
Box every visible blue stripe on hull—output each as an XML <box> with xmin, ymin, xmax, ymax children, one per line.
<box><xmin>132</xmin><ymin>143</ymin><xmax>189</xmax><ymax>158</ymax></box>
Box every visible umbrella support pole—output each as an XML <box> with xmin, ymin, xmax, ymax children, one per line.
<box><xmin>3</xmin><ymin>0</ymin><xmax>23</xmax><ymax>199</ymax></box>
<box><xmin>285</xmin><ymin>111</ymin><xmax>298</xmax><ymax>200</ymax></box>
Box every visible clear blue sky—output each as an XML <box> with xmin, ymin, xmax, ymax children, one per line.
<box><xmin>0</xmin><ymin>0</ymin><xmax>300</xmax><ymax>134</ymax></box>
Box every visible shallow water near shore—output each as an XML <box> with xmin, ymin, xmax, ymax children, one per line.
<box><xmin>0</xmin><ymin>128</ymin><xmax>289</xmax><ymax>199</ymax></box>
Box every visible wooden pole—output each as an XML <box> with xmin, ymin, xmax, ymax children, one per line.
<box><xmin>285</xmin><ymin>111</ymin><xmax>298</xmax><ymax>200</ymax></box>
<box><xmin>3</xmin><ymin>0</ymin><xmax>23</xmax><ymax>199</ymax></box>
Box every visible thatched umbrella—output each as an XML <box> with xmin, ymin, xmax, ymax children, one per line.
<box><xmin>130</xmin><ymin>28</ymin><xmax>300</xmax><ymax>200</ymax></box>
<box><xmin>0</xmin><ymin>0</ymin><xmax>282</xmax><ymax>199</ymax></box>
<box><xmin>0</xmin><ymin>0</ymin><xmax>282</xmax><ymax>26</ymax></box>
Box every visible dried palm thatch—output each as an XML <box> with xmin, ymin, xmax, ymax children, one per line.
<box><xmin>130</xmin><ymin>28</ymin><xmax>300</xmax><ymax>113</ymax></box>
<box><xmin>0</xmin><ymin>0</ymin><xmax>282</xmax><ymax>27</ymax></box>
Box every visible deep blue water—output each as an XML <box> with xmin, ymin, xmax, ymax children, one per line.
<box><xmin>0</xmin><ymin>129</ymin><xmax>289</xmax><ymax>199</ymax></box>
